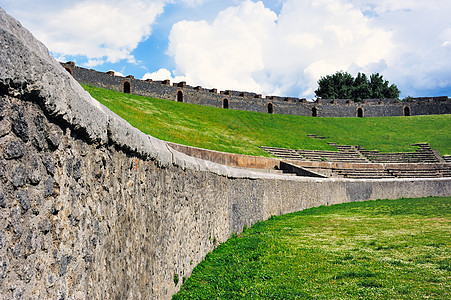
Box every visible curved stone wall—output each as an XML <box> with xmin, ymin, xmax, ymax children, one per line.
<box><xmin>1</xmin><ymin>8</ymin><xmax>450</xmax><ymax>299</ymax></box>
<box><xmin>62</xmin><ymin>63</ymin><xmax>451</xmax><ymax>118</ymax></box>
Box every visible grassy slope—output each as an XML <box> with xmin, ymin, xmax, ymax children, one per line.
<box><xmin>83</xmin><ymin>84</ymin><xmax>451</xmax><ymax>156</ymax></box>
<box><xmin>173</xmin><ymin>197</ymin><xmax>451</xmax><ymax>299</ymax></box>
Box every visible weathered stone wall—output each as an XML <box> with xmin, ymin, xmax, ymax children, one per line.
<box><xmin>1</xmin><ymin>8</ymin><xmax>451</xmax><ymax>300</ymax></box>
<box><xmin>63</xmin><ymin>63</ymin><xmax>451</xmax><ymax>117</ymax></box>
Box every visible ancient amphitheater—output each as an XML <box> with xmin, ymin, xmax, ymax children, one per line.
<box><xmin>0</xmin><ymin>8</ymin><xmax>450</xmax><ymax>299</ymax></box>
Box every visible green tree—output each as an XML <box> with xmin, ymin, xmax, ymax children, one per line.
<box><xmin>351</xmin><ymin>72</ymin><xmax>371</xmax><ymax>101</ymax></box>
<box><xmin>315</xmin><ymin>71</ymin><xmax>354</xmax><ymax>100</ymax></box>
<box><xmin>315</xmin><ymin>71</ymin><xmax>400</xmax><ymax>101</ymax></box>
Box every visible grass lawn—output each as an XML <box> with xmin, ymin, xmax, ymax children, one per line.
<box><xmin>83</xmin><ymin>84</ymin><xmax>451</xmax><ymax>156</ymax></box>
<box><xmin>173</xmin><ymin>197</ymin><xmax>450</xmax><ymax>299</ymax></box>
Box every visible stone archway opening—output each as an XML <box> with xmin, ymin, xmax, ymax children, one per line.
<box><xmin>357</xmin><ymin>107</ymin><xmax>364</xmax><ymax>118</ymax></box>
<box><xmin>267</xmin><ymin>103</ymin><xmax>274</xmax><ymax>114</ymax></box>
<box><xmin>404</xmin><ymin>106</ymin><xmax>411</xmax><ymax>116</ymax></box>
<box><xmin>123</xmin><ymin>81</ymin><xmax>131</xmax><ymax>94</ymax></box>
<box><xmin>177</xmin><ymin>90</ymin><xmax>183</xmax><ymax>102</ymax></box>
<box><xmin>312</xmin><ymin>107</ymin><xmax>318</xmax><ymax>117</ymax></box>
<box><xmin>223</xmin><ymin>98</ymin><xmax>229</xmax><ymax>109</ymax></box>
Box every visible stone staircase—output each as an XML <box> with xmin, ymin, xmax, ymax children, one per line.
<box><xmin>360</xmin><ymin>143</ymin><xmax>440</xmax><ymax>163</ymax></box>
<box><xmin>331</xmin><ymin>166</ymin><xmax>451</xmax><ymax>179</ymax></box>
<box><xmin>261</xmin><ymin>141</ymin><xmax>451</xmax><ymax>179</ymax></box>
<box><xmin>386</xmin><ymin>166</ymin><xmax>451</xmax><ymax>178</ymax></box>
<box><xmin>262</xmin><ymin>143</ymin><xmax>369</xmax><ymax>164</ymax></box>
<box><xmin>260</xmin><ymin>146</ymin><xmax>305</xmax><ymax>161</ymax></box>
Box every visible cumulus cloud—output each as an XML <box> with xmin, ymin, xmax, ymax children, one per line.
<box><xmin>167</xmin><ymin>0</ymin><xmax>451</xmax><ymax>98</ymax></box>
<box><xmin>167</xmin><ymin>0</ymin><xmax>393</xmax><ymax>98</ymax></box>
<box><xmin>168</xmin><ymin>1</ymin><xmax>277</xmax><ymax>93</ymax></box>
<box><xmin>3</xmin><ymin>0</ymin><xmax>167</xmax><ymax>66</ymax></box>
<box><xmin>143</xmin><ymin>68</ymin><xmax>174</xmax><ymax>81</ymax></box>
<box><xmin>352</xmin><ymin>0</ymin><xmax>451</xmax><ymax>96</ymax></box>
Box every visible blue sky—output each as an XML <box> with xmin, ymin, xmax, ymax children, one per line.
<box><xmin>2</xmin><ymin>0</ymin><xmax>451</xmax><ymax>99</ymax></box>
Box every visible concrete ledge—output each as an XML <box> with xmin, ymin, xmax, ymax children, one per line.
<box><xmin>167</xmin><ymin>142</ymin><xmax>280</xmax><ymax>170</ymax></box>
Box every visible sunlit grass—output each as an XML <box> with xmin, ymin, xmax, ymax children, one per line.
<box><xmin>83</xmin><ymin>84</ymin><xmax>451</xmax><ymax>156</ymax></box>
<box><xmin>174</xmin><ymin>197</ymin><xmax>451</xmax><ymax>299</ymax></box>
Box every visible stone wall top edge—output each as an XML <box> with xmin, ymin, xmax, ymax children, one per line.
<box><xmin>63</xmin><ymin>62</ymin><xmax>450</xmax><ymax>105</ymax></box>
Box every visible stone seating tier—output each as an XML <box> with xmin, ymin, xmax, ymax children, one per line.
<box><xmin>261</xmin><ymin>143</ymin><xmax>450</xmax><ymax>179</ymax></box>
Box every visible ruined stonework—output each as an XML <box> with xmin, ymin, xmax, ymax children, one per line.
<box><xmin>62</xmin><ymin>63</ymin><xmax>451</xmax><ymax>118</ymax></box>
<box><xmin>1</xmin><ymin>8</ymin><xmax>450</xmax><ymax>300</ymax></box>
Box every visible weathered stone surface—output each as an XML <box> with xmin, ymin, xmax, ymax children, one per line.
<box><xmin>0</xmin><ymin>7</ymin><xmax>449</xmax><ymax>300</ymax></box>
<box><xmin>0</xmin><ymin>96</ymin><xmax>4</xmax><ymax>119</ymax></box>
<box><xmin>46</xmin><ymin>131</ymin><xmax>60</xmax><ymax>150</ymax></box>
<box><xmin>32</xmin><ymin>115</ymin><xmax>47</xmax><ymax>151</ymax></box>
<box><xmin>0</xmin><ymin>117</ymin><xmax>11</xmax><ymax>137</ymax></box>
<box><xmin>0</xmin><ymin>160</ymin><xmax>6</xmax><ymax>180</ymax></box>
<box><xmin>0</xmin><ymin>258</ymin><xmax>7</xmax><ymax>278</ymax></box>
<box><xmin>16</xmin><ymin>189</ymin><xmax>30</xmax><ymax>212</ymax></box>
<box><xmin>58</xmin><ymin>255</ymin><xmax>72</xmax><ymax>277</ymax></box>
<box><xmin>41</xmin><ymin>155</ymin><xmax>55</xmax><ymax>175</ymax></box>
<box><xmin>44</xmin><ymin>176</ymin><xmax>55</xmax><ymax>197</ymax></box>
<box><xmin>29</xmin><ymin>156</ymin><xmax>42</xmax><ymax>185</ymax></box>
<box><xmin>4</xmin><ymin>138</ymin><xmax>24</xmax><ymax>159</ymax></box>
<box><xmin>38</xmin><ymin>218</ymin><xmax>51</xmax><ymax>234</ymax></box>
<box><xmin>65</xmin><ymin>156</ymin><xmax>81</xmax><ymax>181</ymax></box>
<box><xmin>31</xmin><ymin>195</ymin><xmax>41</xmax><ymax>215</ymax></box>
<box><xmin>11</xmin><ymin>164</ymin><xmax>27</xmax><ymax>187</ymax></box>
<box><xmin>11</xmin><ymin>104</ymin><xmax>28</xmax><ymax>142</ymax></box>
<box><xmin>0</xmin><ymin>193</ymin><xmax>5</xmax><ymax>208</ymax></box>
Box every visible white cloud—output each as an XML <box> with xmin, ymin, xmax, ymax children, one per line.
<box><xmin>166</xmin><ymin>0</ymin><xmax>451</xmax><ymax>98</ymax></box>
<box><xmin>348</xmin><ymin>0</ymin><xmax>451</xmax><ymax>96</ymax></box>
<box><xmin>167</xmin><ymin>0</ymin><xmax>394</xmax><ymax>98</ymax></box>
<box><xmin>168</xmin><ymin>1</ymin><xmax>277</xmax><ymax>94</ymax></box>
<box><xmin>178</xmin><ymin>0</ymin><xmax>206</xmax><ymax>7</ymax></box>
<box><xmin>142</xmin><ymin>68</ymin><xmax>187</xmax><ymax>84</ymax></box>
<box><xmin>143</xmin><ymin>68</ymin><xmax>173</xmax><ymax>81</ymax></box>
<box><xmin>3</xmin><ymin>0</ymin><xmax>167</xmax><ymax>64</ymax></box>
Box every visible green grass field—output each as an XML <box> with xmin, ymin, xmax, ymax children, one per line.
<box><xmin>83</xmin><ymin>84</ymin><xmax>451</xmax><ymax>156</ymax></box>
<box><xmin>173</xmin><ymin>197</ymin><xmax>451</xmax><ymax>299</ymax></box>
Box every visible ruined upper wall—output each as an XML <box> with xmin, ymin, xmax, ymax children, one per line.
<box><xmin>62</xmin><ymin>62</ymin><xmax>451</xmax><ymax>117</ymax></box>
<box><xmin>1</xmin><ymin>8</ymin><xmax>450</xmax><ymax>299</ymax></box>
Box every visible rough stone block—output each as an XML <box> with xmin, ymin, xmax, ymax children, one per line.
<box><xmin>12</xmin><ymin>165</ymin><xmax>27</xmax><ymax>187</ymax></box>
<box><xmin>5</xmin><ymin>139</ymin><xmax>24</xmax><ymax>159</ymax></box>
<box><xmin>16</xmin><ymin>189</ymin><xmax>30</xmax><ymax>212</ymax></box>
<box><xmin>11</xmin><ymin>104</ymin><xmax>29</xmax><ymax>142</ymax></box>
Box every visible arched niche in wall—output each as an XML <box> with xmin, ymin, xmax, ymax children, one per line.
<box><xmin>357</xmin><ymin>107</ymin><xmax>364</xmax><ymax>118</ymax></box>
<box><xmin>404</xmin><ymin>106</ymin><xmax>411</xmax><ymax>116</ymax></box>
<box><xmin>64</xmin><ymin>66</ymin><xmax>73</xmax><ymax>76</ymax></box>
<box><xmin>267</xmin><ymin>102</ymin><xmax>274</xmax><ymax>114</ymax></box>
<box><xmin>177</xmin><ymin>90</ymin><xmax>184</xmax><ymax>102</ymax></box>
<box><xmin>311</xmin><ymin>107</ymin><xmax>318</xmax><ymax>117</ymax></box>
<box><xmin>223</xmin><ymin>98</ymin><xmax>229</xmax><ymax>109</ymax></box>
<box><xmin>123</xmin><ymin>80</ymin><xmax>131</xmax><ymax>94</ymax></box>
